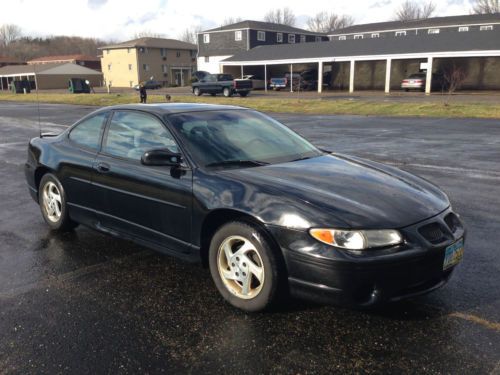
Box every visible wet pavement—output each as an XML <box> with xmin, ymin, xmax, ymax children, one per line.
<box><xmin>0</xmin><ymin>102</ymin><xmax>499</xmax><ymax>374</ymax></box>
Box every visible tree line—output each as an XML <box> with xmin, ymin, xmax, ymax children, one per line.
<box><xmin>1</xmin><ymin>0</ymin><xmax>498</xmax><ymax>59</ymax></box>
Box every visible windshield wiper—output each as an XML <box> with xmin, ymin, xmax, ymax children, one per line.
<box><xmin>205</xmin><ymin>160</ymin><xmax>269</xmax><ymax>168</ymax></box>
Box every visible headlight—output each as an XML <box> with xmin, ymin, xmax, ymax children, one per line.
<box><xmin>309</xmin><ymin>228</ymin><xmax>403</xmax><ymax>250</ymax></box>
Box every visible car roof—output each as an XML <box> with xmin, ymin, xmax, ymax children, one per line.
<box><xmin>95</xmin><ymin>103</ymin><xmax>248</xmax><ymax>115</ymax></box>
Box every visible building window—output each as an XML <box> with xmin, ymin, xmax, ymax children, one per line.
<box><xmin>371</xmin><ymin>33</ymin><xmax>380</xmax><ymax>38</ymax></box>
<box><xmin>354</xmin><ymin>34</ymin><xmax>363</xmax><ymax>39</ymax></box>
<box><xmin>315</xmin><ymin>36</ymin><xmax>322</xmax><ymax>42</ymax></box>
<box><xmin>395</xmin><ymin>31</ymin><xmax>407</xmax><ymax>36</ymax></box>
<box><xmin>288</xmin><ymin>34</ymin><xmax>295</xmax><ymax>43</ymax></box>
<box><xmin>107</xmin><ymin>64</ymin><xmax>111</xmax><ymax>71</ymax></box>
<box><xmin>257</xmin><ymin>31</ymin><xmax>266</xmax><ymax>41</ymax></box>
<box><xmin>161</xmin><ymin>48</ymin><xmax>167</xmax><ymax>57</ymax></box>
<box><xmin>428</xmin><ymin>28</ymin><xmax>440</xmax><ymax>34</ymax></box>
<box><xmin>235</xmin><ymin>30</ymin><xmax>242</xmax><ymax>41</ymax></box>
<box><xmin>139</xmin><ymin>47</ymin><xmax>146</xmax><ymax>53</ymax></box>
<box><xmin>277</xmin><ymin>33</ymin><xmax>283</xmax><ymax>43</ymax></box>
<box><xmin>203</xmin><ymin>34</ymin><xmax>210</xmax><ymax>43</ymax></box>
<box><xmin>143</xmin><ymin>64</ymin><xmax>149</xmax><ymax>71</ymax></box>
<box><xmin>338</xmin><ymin>35</ymin><xmax>346</xmax><ymax>40</ymax></box>
<box><xmin>128</xmin><ymin>64</ymin><xmax>132</xmax><ymax>71</ymax></box>
<box><xmin>480</xmin><ymin>25</ymin><xmax>493</xmax><ymax>31</ymax></box>
<box><xmin>459</xmin><ymin>26</ymin><xmax>469</xmax><ymax>32</ymax></box>
<box><xmin>300</xmin><ymin>35</ymin><xmax>306</xmax><ymax>43</ymax></box>
<box><xmin>162</xmin><ymin>64</ymin><xmax>168</xmax><ymax>73</ymax></box>
<box><xmin>175</xmin><ymin>51</ymin><xmax>180</xmax><ymax>58</ymax></box>
<box><xmin>204</xmin><ymin>56</ymin><xmax>209</xmax><ymax>63</ymax></box>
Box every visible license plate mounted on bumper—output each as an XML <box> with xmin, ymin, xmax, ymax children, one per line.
<box><xmin>443</xmin><ymin>238</ymin><xmax>464</xmax><ymax>270</ymax></box>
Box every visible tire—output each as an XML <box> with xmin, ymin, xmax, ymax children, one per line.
<box><xmin>209</xmin><ymin>221</ymin><xmax>282</xmax><ymax>312</ymax></box>
<box><xmin>193</xmin><ymin>87</ymin><xmax>201</xmax><ymax>96</ymax></box>
<box><xmin>239</xmin><ymin>92</ymin><xmax>249</xmax><ymax>97</ymax></box>
<box><xmin>39</xmin><ymin>173</ymin><xmax>78</xmax><ymax>231</ymax></box>
<box><xmin>223</xmin><ymin>87</ymin><xmax>232</xmax><ymax>97</ymax></box>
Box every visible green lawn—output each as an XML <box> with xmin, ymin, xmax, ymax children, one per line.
<box><xmin>1</xmin><ymin>92</ymin><xmax>500</xmax><ymax>118</ymax></box>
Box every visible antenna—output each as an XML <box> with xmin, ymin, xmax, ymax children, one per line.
<box><xmin>33</xmin><ymin>62</ymin><xmax>41</xmax><ymax>137</ymax></box>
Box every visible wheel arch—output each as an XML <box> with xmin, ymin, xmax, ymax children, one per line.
<box><xmin>34</xmin><ymin>166</ymin><xmax>54</xmax><ymax>193</ymax></box>
<box><xmin>199</xmin><ymin>208</ymin><xmax>284</xmax><ymax>270</ymax></box>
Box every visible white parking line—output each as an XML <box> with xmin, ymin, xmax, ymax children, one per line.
<box><xmin>387</xmin><ymin>162</ymin><xmax>500</xmax><ymax>181</ymax></box>
<box><xmin>0</xmin><ymin>141</ymin><xmax>28</xmax><ymax>147</ymax></box>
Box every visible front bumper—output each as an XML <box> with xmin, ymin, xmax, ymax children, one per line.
<box><xmin>267</xmin><ymin>208</ymin><xmax>465</xmax><ymax>307</ymax></box>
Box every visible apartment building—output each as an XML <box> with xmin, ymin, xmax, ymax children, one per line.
<box><xmin>100</xmin><ymin>37</ymin><xmax>197</xmax><ymax>88</ymax></box>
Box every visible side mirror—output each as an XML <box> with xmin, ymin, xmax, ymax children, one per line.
<box><xmin>141</xmin><ymin>148</ymin><xmax>182</xmax><ymax>167</ymax></box>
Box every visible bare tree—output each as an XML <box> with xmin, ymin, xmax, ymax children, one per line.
<box><xmin>306</xmin><ymin>12</ymin><xmax>355</xmax><ymax>33</ymax></box>
<box><xmin>263</xmin><ymin>8</ymin><xmax>296</xmax><ymax>26</ymax></box>
<box><xmin>442</xmin><ymin>61</ymin><xmax>468</xmax><ymax>94</ymax></box>
<box><xmin>178</xmin><ymin>26</ymin><xmax>202</xmax><ymax>45</ymax></box>
<box><xmin>471</xmin><ymin>0</ymin><xmax>500</xmax><ymax>13</ymax></box>
<box><xmin>394</xmin><ymin>1</ymin><xmax>436</xmax><ymax>21</ymax></box>
<box><xmin>0</xmin><ymin>24</ymin><xmax>22</xmax><ymax>48</ymax></box>
<box><xmin>221</xmin><ymin>17</ymin><xmax>243</xmax><ymax>26</ymax></box>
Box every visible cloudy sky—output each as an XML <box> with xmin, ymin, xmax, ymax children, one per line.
<box><xmin>1</xmin><ymin>0</ymin><xmax>475</xmax><ymax>41</ymax></box>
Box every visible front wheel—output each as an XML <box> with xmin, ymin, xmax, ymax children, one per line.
<box><xmin>223</xmin><ymin>87</ymin><xmax>232</xmax><ymax>97</ymax></box>
<box><xmin>193</xmin><ymin>87</ymin><xmax>201</xmax><ymax>96</ymax></box>
<box><xmin>39</xmin><ymin>173</ymin><xmax>78</xmax><ymax>231</ymax></box>
<box><xmin>209</xmin><ymin>221</ymin><xmax>282</xmax><ymax>312</ymax></box>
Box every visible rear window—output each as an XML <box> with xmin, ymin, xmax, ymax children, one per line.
<box><xmin>217</xmin><ymin>74</ymin><xmax>233</xmax><ymax>81</ymax></box>
<box><xmin>69</xmin><ymin>112</ymin><xmax>108</xmax><ymax>150</ymax></box>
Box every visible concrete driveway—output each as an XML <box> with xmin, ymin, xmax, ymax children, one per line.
<box><xmin>0</xmin><ymin>102</ymin><xmax>499</xmax><ymax>374</ymax></box>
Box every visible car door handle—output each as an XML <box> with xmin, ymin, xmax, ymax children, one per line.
<box><xmin>95</xmin><ymin>162</ymin><xmax>110</xmax><ymax>173</ymax></box>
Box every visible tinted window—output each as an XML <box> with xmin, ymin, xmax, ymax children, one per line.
<box><xmin>167</xmin><ymin>110</ymin><xmax>322</xmax><ymax>168</ymax></box>
<box><xmin>104</xmin><ymin>111</ymin><xmax>178</xmax><ymax>160</ymax></box>
<box><xmin>69</xmin><ymin>112</ymin><xmax>108</xmax><ymax>150</ymax></box>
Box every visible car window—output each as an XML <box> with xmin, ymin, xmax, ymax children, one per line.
<box><xmin>69</xmin><ymin>112</ymin><xmax>108</xmax><ymax>150</ymax></box>
<box><xmin>168</xmin><ymin>110</ymin><xmax>322</xmax><ymax>167</ymax></box>
<box><xmin>103</xmin><ymin>111</ymin><xmax>179</xmax><ymax>161</ymax></box>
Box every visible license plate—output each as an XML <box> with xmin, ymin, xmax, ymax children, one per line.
<box><xmin>443</xmin><ymin>238</ymin><xmax>464</xmax><ymax>270</ymax></box>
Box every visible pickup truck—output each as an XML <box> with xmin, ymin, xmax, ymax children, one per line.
<box><xmin>192</xmin><ymin>74</ymin><xmax>252</xmax><ymax>97</ymax></box>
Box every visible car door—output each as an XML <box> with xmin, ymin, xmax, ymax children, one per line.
<box><xmin>92</xmin><ymin>110</ymin><xmax>193</xmax><ymax>256</ymax></box>
<box><xmin>60</xmin><ymin>111</ymin><xmax>109</xmax><ymax>225</ymax></box>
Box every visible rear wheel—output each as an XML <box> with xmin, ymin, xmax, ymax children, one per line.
<box><xmin>193</xmin><ymin>87</ymin><xmax>201</xmax><ymax>96</ymax></box>
<box><xmin>223</xmin><ymin>87</ymin><xmax>232</xmax><ymax>97</ymax></box>
<box><xmin>39</xmin><ymin>173</ymin><xmax>78</xmax><ymax>231</ymax></box>
<box><xmin>209</xmin><ymin>221</ymin><xmax>281</xmax><ymax>312</ymax></box>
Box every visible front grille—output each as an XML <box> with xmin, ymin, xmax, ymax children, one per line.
<box><xmin>444</xmin><ymin>213</ymin><xmax>461</xmax><ymax>233</ymax></box>
<box><xmin>418</xmin><ymin>222</ymin><xmax>446</xmax><ymax>244</ymax></box>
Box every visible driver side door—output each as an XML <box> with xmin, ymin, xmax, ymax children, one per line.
<box><xmin>92</xmin><ymin>110</ymin><xmax>193</xmax><ymax>256</ymax></box>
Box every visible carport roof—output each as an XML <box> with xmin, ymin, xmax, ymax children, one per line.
<box><xmin>0</xmin><ymin>63</ymin><xmax>103</xmax><ymax>76</ymax></box>
<box><xmin>223</xmin><ymin>28</ymin><xmax>500</xmax><ymax>64</ymax></box>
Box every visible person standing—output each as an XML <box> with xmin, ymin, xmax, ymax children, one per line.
<box><xmin>139</xmin><ymin>83</ymin><xmax>147</xmax><ymax>103</ymax></box>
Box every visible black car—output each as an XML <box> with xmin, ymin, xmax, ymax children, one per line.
<box><xmin>25</xmin><ymin>104</ymin><xmax>465</xmax><ymax>312</ymax></box>
<box><xmin>134</xmin><ymin>80</ymin><xmax>162</xmax><ymax>90</ymax></box>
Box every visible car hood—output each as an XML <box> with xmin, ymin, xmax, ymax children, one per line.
<box><xmin>222</xmin><ymin>154</ymin><xmax>449</xmax><ymax>229</ymax></box>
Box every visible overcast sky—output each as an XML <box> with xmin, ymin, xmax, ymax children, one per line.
<box><xmin>1</xmin><ymin>0</ymin><xmax>475</xmax><ymax>41</ymax></box>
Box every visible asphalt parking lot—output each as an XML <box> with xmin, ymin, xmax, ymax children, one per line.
<box><xmin>0</xmin><ymin>101</ymin><xmax>499</xmax><ymax>374</ymax></box>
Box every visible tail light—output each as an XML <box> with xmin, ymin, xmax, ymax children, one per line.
<box><xmin>402</xmin><ymin>79</ymin><xmax>409</xmax><ymax>83</ymax></box>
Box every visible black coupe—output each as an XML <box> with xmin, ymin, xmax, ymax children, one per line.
<box><xmin>25</xmin><ymin>104</ymin><xmax>465</xmax><ymax>312</ymax></box>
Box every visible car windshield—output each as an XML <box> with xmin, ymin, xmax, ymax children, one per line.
<box><xmin>166</xmin><ymin>110</ymin><xmax>323</xmax><ymax>168</ymax></box>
